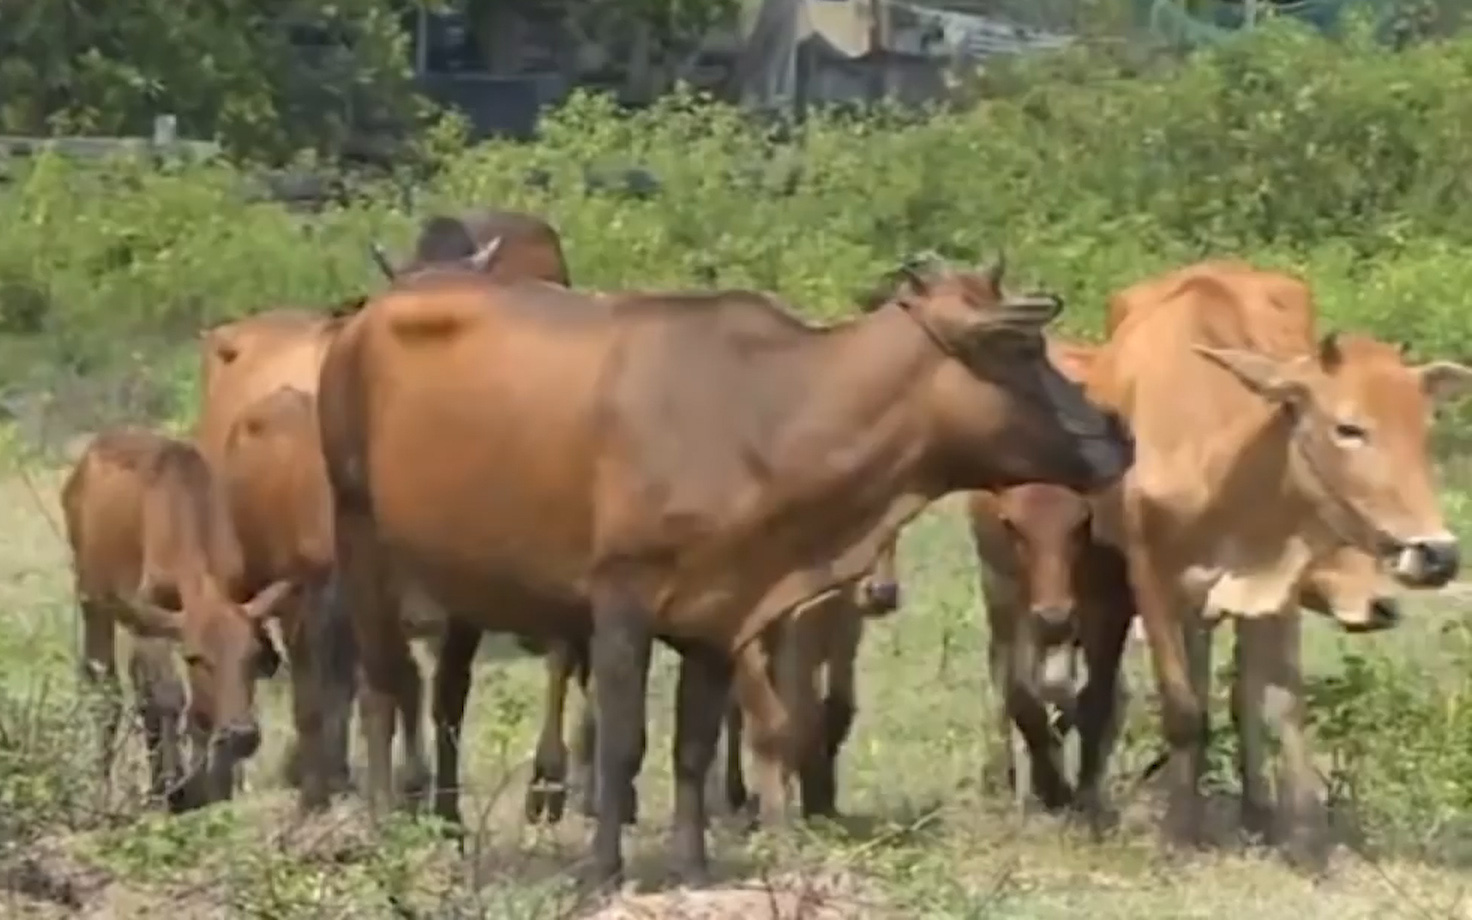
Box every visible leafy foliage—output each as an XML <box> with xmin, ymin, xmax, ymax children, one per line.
<box><xmin>0</xmin><ymin>0</ymin><xmax>438</xmax><ymax>163</ymax></box>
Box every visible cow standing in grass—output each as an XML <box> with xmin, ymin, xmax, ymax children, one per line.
<box><xmin>315</xmin><ymin>254</ymin><xmax>1135</xmax><ymax>888</ymax></box>
<box><xmin>1082</xmin><ymin>260</ymin><xmax>1472</xmax><ymax>870</ymax></box>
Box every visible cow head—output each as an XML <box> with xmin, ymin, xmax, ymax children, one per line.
<box><xmin>1196</xmin><ymin>333</ymin><xmax>1472</xmax><ymax>589</ymax></box>
<box><xmin>127</xmin><ymin>580</ymin><xmax>296</xmax><ymax>771</ymax></box>
<box><xmin>368</xmin><ymin>234</ymin><xmax>503</xmax><ymax>282</ymax></box>
<box><xmin>1296</xmin><ymin>545</ymin><xmax>1401</xmax><ymax>634</ymax></box>
<box><xmin>986</xmin><ymin>483</ymin><xmax>1095</xmax><ymax>699</ymax></box>
<box><xmin>874</xmin><ymin>254</ymin><xmax>1134</xmax><ymax>494</ymax></box>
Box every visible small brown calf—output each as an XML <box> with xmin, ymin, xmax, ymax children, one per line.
<box><xmin>554</xmin><ymin>539</ymin><xmax>903</xmax><ymax>828</ymax></box>
<box><xmin>710</xmin><ymin>539</ymin><xmax>902</xmax><ymax>822</ymax></box>
<box><xmin>972</xmin><ymin>483</ymin><xmax>1408</xmax><ymax>830</ymax></box>
<box><xmin>62</xmin><ymin>427</ymin><xmax>295</xmax><ymax>810</ymax></box>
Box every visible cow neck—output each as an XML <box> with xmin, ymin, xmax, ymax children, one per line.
<box><xmin>726</xmin><ymin>306</ymin><xmax>944</xmax><ymax>653</ymax></box>
<box><xmin>1196</xmin><ymin>399</ymin><xmax>1303</xmax><ymax>524</ymax></box>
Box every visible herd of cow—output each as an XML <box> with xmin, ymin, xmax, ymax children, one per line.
<box><xmin>54</xmin><ymin>206</ymin><xmax>1472</xmax><ymax>893</ymax></box>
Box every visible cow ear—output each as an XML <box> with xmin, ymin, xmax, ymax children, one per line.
<box><xmin>124</xmin><ymin>597</ymin><xmax>186</xmax><ymax>640</ymax></box>
<box><xmin>243</xmin><ymin>580</ymin><xmax>296</xmax><ymax>622</ymax></box>
<box><xmin>1419</xmin><ymin>361</ymin><xmax>1472</xmax><ymax>405</ymax></box>
<box><xmin>1194</xmin><ymin>346</ymin><xmax>1308</xmax><ymax>406</ymax></box>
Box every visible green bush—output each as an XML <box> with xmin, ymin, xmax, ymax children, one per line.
<box><xmin>6</xmin><ymin>15</ymin><xmax>1472</xmax><ymax>386</ymax></box>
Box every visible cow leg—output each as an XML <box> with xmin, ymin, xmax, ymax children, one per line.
<box><xmin>773</xmin><ymin>613</ymin><xmax>829</xmax><ymax>827</ymax></box>
<box><xmin>732</xmin><ymin>636</ymin><xmax>795</xmax><ymax>828</ymax></box>
<box><xmin>570</xmin><ymin>651</ymin><xmax>640</xmax><ymax>827</ymax></box>
<box><xmin>586</xmin><ymin>588</ymin><xmax>653</xmax><ymax>890</ymax></box>
<box><xmin>1230</xmin><ymin>621</ymin><xmax>1273</xmax><ymax>841</ymax></box>
<box><xmin>1071</xmin><ymin>613</ymin><xmax>1132</xmax><ymax>835</ymax></box>
<box><xmin>432</xmin><ymin>619</ymin><xmax>479</xmax><ymax>835</ymax></box>
<box><xmin>79</xmin><ymin>600</ymin><xmax>125</xmax><ymax>784</ymax></box>
<box><xmin>723</xmin><ymin>700</ymin><xmax>748</xmax><ymax>813</ymax></box>
<box><xmin>127</xmin><ymin>638</ymin><xmax>186</xmax><ymax>809</ymax></box>
<box><xmin>279</xmin><ymin>584</ymin><xmax>330</xmax><ymax>810</ymax></box>
<box><xmin>1006</xmin><ymin>610</ymin><xmax>1071</xmax><ymax>811</ymax></box>
<box><xmin>803</xmin><ymin>612</ymin><xmax>862</xmax><ymax>820</ymax></box>
<box><xmin>527</xmin><ymin>639</ymin><xmax>575</xmax><ymax>825</ymax></box>
<box><xmin>980</xmin><ymin>578</ymin><xmax>1023</xmax><ymax>798</ymax></box>
<box><xmin>1238</xmin><ymin>611</ymin><xmax>1328</xmax><ymax>873</ymax></box>
<box><xmin>336</xmin><ymin>515</ymin><xmax>406</xmax><ymax>819</ymax></box>
<box><xmin>1122</xmin><ymin>508</ymin><xmax>1206</xmax><ymax>851</ymax></box>
<box><xmin>703</xmin><ymin>698</ymin><xmax>747</xmax><ymax>817</ymax></box>
<box><xmin>574</xmin><ymin>680</ymin><xmax>599</xmax><ymax>820</ymax></box>
<box><xmin>669</xmin><ymin>642</ymin><xmax>732</xmax><ymax>886</ymax></box>
<box><xmin>395</xmin><ymin>652</ymin><xmax>430</xmax><ymax>809</ymax></box>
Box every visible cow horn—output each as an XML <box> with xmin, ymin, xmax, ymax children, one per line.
<box><xmin>242</xmin><ymin>580</ymin><xmax>296</xmax><ymax>622</ymax></box>
<box><xmin>465</xmin><ymin>236</ymin><xmax>504</xmax><ymax>273</ymax></box>
<box><xmin>982</xmin><ymin>251</ymin><xmax>1007</xmax><ymax>288</ymax></box>
<box><xmin>369</xmin><ymin>242</ymin><xmax>396</xmax><ymax>281</ymax></box>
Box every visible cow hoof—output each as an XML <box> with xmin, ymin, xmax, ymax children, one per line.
<box><xmin>1239</xmin><ymin>800</ymin><xmax>1274</xmax><ymax>842</ymax></box>
<box><xmin>524</xmin><ymin>781</ymin><xmax>568</xmax><ymax>825</ymax></box>
<box><xmin>1070</xmin><ymin>796</ymin><xmax>1119</xmax><ymax>839</ymax></box>
<box><xmin>397</xmin><ymin>768</ymin><xmax>430</xmax><ymax>809</ymax></box>
<box><xmin>574</xmin><ymin>863</ymin><xmax>624</xmax><ymax>902</ymax></box>
<box><xmin>1281</xmin><ymin>830</ymin><xmax>1330</xmax><ymax>878</ymax></box>
<box><xmin>673</xmin><ymin>861</ymin><xmax>712</xmax><ymax>890</ymax></box>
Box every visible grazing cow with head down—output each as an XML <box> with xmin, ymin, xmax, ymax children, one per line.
<box><xmin>316</xmin><ymin>252</ymin><xmax>1135</xmax><ymax>888</ymax></box>
<box><xmin>1082</xmin><ymin>259</ymin><xmax>1472</xmax><ymax>870</ymax></box>
<box><xmin>62</xmin><ymin>428</ymin><xmax>295</xmax><ymax>810</ymax></box>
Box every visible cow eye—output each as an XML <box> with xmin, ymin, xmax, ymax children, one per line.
<box><xmin>1333</xmin><ymin>421</ymin><xmax>1368</xmax><ymax>443</ymax></box>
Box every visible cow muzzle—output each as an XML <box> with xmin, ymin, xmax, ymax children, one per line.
<box><xmin>1392</xmin><ymin>535</ymin><xmax>1461</xmax><ymax>588</ymax></box>
<box><xmin>219</xmin><ymin>719</ymin><xmax>262</xmax><ymax>760</ymax></box>
<box><xmin>861</xmin><ymin>579</ymin><xmax>901</xmax><ymax>615</ymax></box>
<box><xmin>1339</xmin><ymin>596</ymin><xmax>1402</xmax><ymax>634</ymax></box>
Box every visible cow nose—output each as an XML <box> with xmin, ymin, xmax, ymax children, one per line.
<box><xmin>864</xmin><ymin>580</ymin><xmax>901</xmax><ymax>614</ymax></box>
<box><xmin>221</xmin><ymin>720</ymin><xmax>261</xmax><ymax>760</ymax></box>
<box><xmin>1399</xmin><ymin>536</ymin><xmax>1461</xmax><ymax>587</ymax></box>
<box><xmin>1029</xmin><ymin>606</ymin><xmax>1077</xmax><ymax>647</ymax></box>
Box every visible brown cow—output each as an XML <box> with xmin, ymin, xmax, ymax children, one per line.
<box><xmin>315</xmin><ymin>254</ymin><xmax>1135</xmax><ymax>888</ymax></box>
<box><xmin>1084</xmin><ymin>260</ymin><xmax>1472</xmax><ymax>870</ymax></box>
<box><xmin>972</xmin><ymin>482</ymin><xmax>1407</xmax><ymax>829</ymax></box>
<box><xmin>62</xmin><ymin>428</ymin><xmax>295</xmax><ymax>810</ymax></box>
<box><xmin>979</xmin><ymin>335</ymin><xmax>1413</xmax><ymax>833</ymax></box>
<box><xmin>196</xmin><ymin>216</ymin><xmax>589</xmax><ymax>817</ymax></box>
